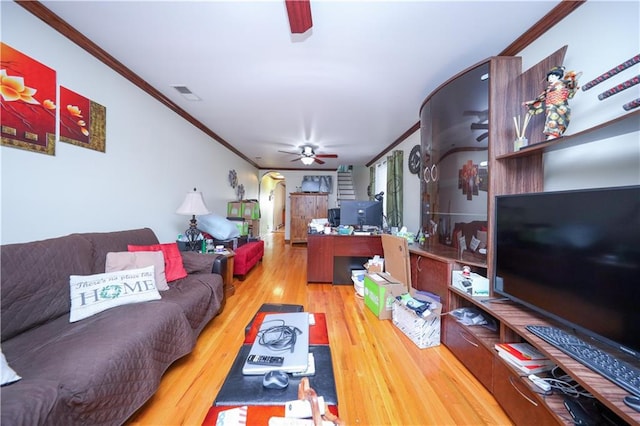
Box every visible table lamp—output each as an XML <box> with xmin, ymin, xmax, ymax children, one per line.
<box><xmin>176</xmin><ymin>188</ymin><xmax>210</xmax><ymax>251</ymax></box>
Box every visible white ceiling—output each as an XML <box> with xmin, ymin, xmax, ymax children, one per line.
<box><xmin>40</xmin><ymin>0</ymin><xmax>561</xmax><ymax>170</ymax></box>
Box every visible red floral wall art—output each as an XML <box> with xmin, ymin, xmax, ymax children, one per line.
<box><xmin>1</xmin><ymin>42</ymin><xmax>57</xmax><ymax>155</ymax></box>
<box><xmin>59</xmin><ymin>86</ymin><xmax>106</xmax><ymax>152</ymax></box>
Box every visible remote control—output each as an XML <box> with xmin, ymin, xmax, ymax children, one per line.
<box><xmin>247</xmin><ymin>354</ymin><xmax>285</xmax><ymax>366</ymax></box>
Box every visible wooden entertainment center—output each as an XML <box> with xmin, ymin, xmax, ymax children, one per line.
<box><xmin>411</xmin><ymin>46</ymin><xmax>640</xmax><ymax>425</ymax></box>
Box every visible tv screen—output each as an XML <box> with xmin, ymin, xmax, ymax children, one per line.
<box><xmin>493</xmin><ymin>185</ymin><xmax>640</xmax><ymax>358</ymax></box>
<box><xmin>340</xmin><ymin>200</ymin><xmax>383</xmax><ymax>229</ymax></box>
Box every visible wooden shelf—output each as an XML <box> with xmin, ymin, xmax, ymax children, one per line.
<box><xmin>409</xmin><ymin>243</ymin><xmax>487</xmax><ymax>269</ymax></box>
<box><xmin>446</xmin><ymin>288</ymin><xmax>640</xmax><ymax>425</ymax></box>
<box><xmin>497</xmin><ymin>110</ymin><xmax>640</xmax><ymax>160</ymax></box>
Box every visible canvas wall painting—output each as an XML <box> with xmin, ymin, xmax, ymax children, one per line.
<box><xmin>59</xmin><ymin>86</ymin><xmax>106</xmax><ymax>152</ymax></box>
<box><xmin>0</xmin><ymin>42</ymin><xmax>57</xmax><ymax>155</ymax></box>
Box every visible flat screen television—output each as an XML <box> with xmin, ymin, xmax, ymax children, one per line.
<box><xmin>339</xmin><ymin>200</ymin><xmax>383</xmax><ymax>230</ymax></box>
<box><xmin>493</xmin><ymin>185</ymin><xmax>640</xmax><ymax>359</ymax></box>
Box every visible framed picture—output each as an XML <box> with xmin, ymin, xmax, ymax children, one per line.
<box><xmin>59</xmin><ymin>86</ymin><xmax>106</xmax><ymax>152</ymax></box>
<box><xmin>1</xmin><ymin>42</ymin><xmax>57</xmax><ymax>155</ymax></box>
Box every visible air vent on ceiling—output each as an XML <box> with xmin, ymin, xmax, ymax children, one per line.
<box><xmin>172</xmin><ymin>85</ymin><xmax>201</xmax><ymax>101</ymax></box>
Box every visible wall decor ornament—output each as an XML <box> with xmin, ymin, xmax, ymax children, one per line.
<box><xmin>523</xmin><ymin>66</ymin><xmax>581</xmax><ymax>141</ymax></box>
<box><xmin>59</xmin><ymin>86</ymin><xmax>106</xmax><ymax>152</ymax></box>
<box><xmin>597</xmin><ymin>75</ymin><xmax>640</xmax><ymax>101</ymax></box>
<box><xmin>0</xmin><ymin>42</ymin><xmax>57</xmax><ymax>155</ymax></box>
<box><xmin>623</xmin><ymin>98</ymin><xmax>640</xmax><ymax>111</ymax></box>
<box><xmin>236</xmin><ymin>184</ymin><xmax>245</xmax><ymax>201</ymax></box>
<box><xmin>581</xmin><ymin>54</ymin><xmax>640</xmax><ymax>91</ymax></box>
<box><xmin>458</xmin><ymin>160</ymin><xmax>479</xmax><ymax>200</ymax></box>
<box><xmin>228</xmin><ymin>169</ymin><xmax>237</xmax><ymax>188</ymax></box>
<box><xmin>422</xmin><ymin>164</ymin><xmax>438</xmax><ymax>184</ymax></box>
<box><xmin>408</xmin><ymin>145</ymin><xmax>421</xmax><ymax>176</ymax></box>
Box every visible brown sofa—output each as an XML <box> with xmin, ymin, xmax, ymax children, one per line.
<box><xmin>0</xmin><ymin>228</ymin><xmax>226</xmax><ymax>426</ymax></box>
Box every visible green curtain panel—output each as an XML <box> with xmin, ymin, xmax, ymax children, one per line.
<box><xmin>386</xmin><ymin>150</ymin><xmax>403</xmax><ymax>228</ymax></box>
<box><xmin>369</xmin><ymin>166</ymin><xmax>376</xmax><ymax>200</ymax></box>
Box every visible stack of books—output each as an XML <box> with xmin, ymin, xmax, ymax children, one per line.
<box><xmin>495</xmin><ymin>342</ymin><xmax>555</xmax><ymax>374</ymax></box>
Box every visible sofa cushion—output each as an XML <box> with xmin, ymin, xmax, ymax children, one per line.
<box><xmin>1</xmin><ymin>234</ymin><xmax>94</xmax><ymax>342</ymax></box>
<box><xmin>78</xmin><ymin>228</ymin><xmax>160</xmax><ymax>274</ymax></box>
<box><xmin>180</xmin><ymin>251</ymin><xmax>218</xmax><ymax>275</ymax></box>
<box><xmin>69</xmin><ymin>266</ymin><xmax>161</xmax><ymax>322</ymax></box>
<box><xmin>106</xmin><ymin>251</ymin><xmax>169</xmax><ymax>291</ymax></box>
<box><xmin>161</xmin><ymin>274</ymin><xmax>224</xmax><ymax>331</ymax></box>
<box><xmin>128</xmin><ymin>242</ymin><xmax>188</xmax><ymax>282</ymax></box>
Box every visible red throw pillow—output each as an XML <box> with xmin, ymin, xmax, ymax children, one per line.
<box><xmin>128</xmin><ymin>242</ymin><xmax>187</xmax><ymax>282</ymax></box>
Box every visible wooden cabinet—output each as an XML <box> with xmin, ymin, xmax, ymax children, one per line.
<box><xmin>492</xmin><ymin>356</ymin><xmax>559</xmax><ymax>425</ymax></box>
<box><xmin>307</xmin><ymin>234</ymin><xmax>383</xmax><ymax>283</ymax></box>
<box><xmin>409</xmin><ymin>251</ymin><xmax>454</xmax><ymax>311</ymax></box>
<box><xmin>414</xmin><ymin>44</ymin><xmax>639</xmax><ymax>424</ymax></box>
<box><xmin>306</xmin><ymin>235</ymin><xmax>333</xmax><ymax>282</ymax></box>
<box><xmin>443</xmin><ymin>315</ymin><xmax>495</xmax><ymax>392</ymax></box>
<box><xmin>289</xmin><ymin>193</ymin><xmax>328</xmax><ymax>244</ymax></box>
<box><xmin>446</xmin><ymin>286</ymin><xmax>639</xmax><ymax>424</ymax></box>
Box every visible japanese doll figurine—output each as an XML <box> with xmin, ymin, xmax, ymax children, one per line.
<box><xmin>523</xmin><ymin>66</ymin><xmax>581</xmax><ymax>140</ymax></box>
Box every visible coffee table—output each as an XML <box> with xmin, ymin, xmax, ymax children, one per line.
<box><xmin>212</xmin><ymin>312</ymin><xmax>337</xmax><ymax>407</ymax></box>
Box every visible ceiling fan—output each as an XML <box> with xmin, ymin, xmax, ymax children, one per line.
<box><xmin>278</xmin><ymin>146</ymin><xmax>338</xmax><ymax>165</ymax></box>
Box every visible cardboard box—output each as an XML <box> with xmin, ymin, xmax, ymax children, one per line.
<box><xmin>392</xmin><ymin>293</ymin><xmax>442</xmax><ymax>348</ymax></box>
<box><xmin>364</xmin><ymin>257</ymin><xmax>384</xmax><ymax>273</ymax></box>
<box><xmin>363</xmin><ymin>273</ymin><xmax>406</xmax><ymax>320</ymax></box>
<box><xmin>242</xmin><ymin>201</ymin><xmax>260</xmax><ymax>220</ymax></box>
<box><xmin>451</xmin><ymin>270</ymin><xmax>490</xmax><ymax>296</ymax></box>
<box><xmin>248</xmin><ymin>219</ymin><xmax>260</xmax><ymax>238</ymax></box>
<box><xmin>235</xmin><ymin>221</ymin><xmax>249</xmax><ymax>236</ymax></box>
<box><xmin>381</xmin><ymin>234</ymin><xmax>411</xmax><ymax>293</ymax></box>
<box><xmin>227</xmin><ymin>201</ymin><xmax>243</xmax><ymax>218</ymax></box>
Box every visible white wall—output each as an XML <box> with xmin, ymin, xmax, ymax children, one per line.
<box><xmin>0</xmin><ymin>2</ymin><xmax>258</xmax><ymax>244</ymax></box>
<box><xmin>3</xmin><ymin>1</ymin><xmax>637</xmax><ymax>246</ymax></box>
<box><xmin>518</xmin><ymin>1</ymin><xmax>639</xmax><ymax>191</ymax></box>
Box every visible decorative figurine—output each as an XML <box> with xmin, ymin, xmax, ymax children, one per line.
<box><xmin>523</xmin><ymin>66</ymin><xmax>581</xmax><ymax>140</ymax></box>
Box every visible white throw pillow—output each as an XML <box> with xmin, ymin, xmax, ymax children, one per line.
<box><xmin>105</xmin><ymin>251</ymin><xmax>169</xmax><ymax>291</ymax></box>
<box><xmin>69</xmin><ymin>265</ymin><xmax>161</xmax><ymax>323</ymax></box>
<box><xmin>1</xmin><ymin>351</ymin><xmax>21</xmax><ymax>385</ymax></box>
<box><xmin>198</xmin><ymin>213</ymin><xmax>240</xmax><ymax>240</ymax></box>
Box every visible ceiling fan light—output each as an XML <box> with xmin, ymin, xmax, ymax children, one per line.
<box><xmin>302</xmin><ymin>146</ymin><xmax>314</xmax><ymax>156</ymax></box>
<box><xmin>301</xmin><ymin>157</ymin><xmax>314</xmax><ymax>165</ymax></box>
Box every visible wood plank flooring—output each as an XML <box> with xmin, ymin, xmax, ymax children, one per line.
<box><xmin>127</xmin><ymin>232</ymin><xmax>513</xmax><ymax>425</ymax></box>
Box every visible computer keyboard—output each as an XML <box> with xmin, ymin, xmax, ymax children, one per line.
<box><xmin>526</xmin><ymin>325</ymin><xmax>640</xmax><ymax>397</ymax></box>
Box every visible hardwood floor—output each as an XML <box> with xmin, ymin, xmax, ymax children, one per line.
<box><xmin>127</xmin><ymin>232</ymin><xmax>513</xmax><ymax>425</ymax></box>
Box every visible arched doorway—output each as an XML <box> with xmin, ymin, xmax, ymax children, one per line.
<box><xmin>259</xmin><ymin>171</ymin><xmax>286</xmax><ymax>235</ymax></box>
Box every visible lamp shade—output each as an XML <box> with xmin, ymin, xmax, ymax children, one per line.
<box><xmin>301</xmin><ymin>156</ymin><xmax>314</xmax><ymax>165</ymax></box>
<box><xmin>176</xmin><ymin>188</ymin><xmax>210</xmax><ymax>216</ymax></box>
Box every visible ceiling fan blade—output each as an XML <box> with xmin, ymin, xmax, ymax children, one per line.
<box><xmin>315</xmin><ymin>154</ymin><xmax>338</xmax><ymax>158</ymax></box>
<box><xmin>285</xmin><ymin>0</ymin><xmax>313</xmax><ymax>34</ymax></box>
<box><xmin>278</xmin><ymin>149</ymin><xmax>301</xmax><ymax>155</ymax></box>
<box><xmin>470</xmin><ymin>123</ymin><xmax>489</xmax><ymax>130</ymax></box>
<box><xmin>476</xmin><ymin>132</ymin><xmax>489</xmax><ymax>142</ymax></box>
<box><xmin>314</xmin><ymin>157</ymin><xmax>325</xmax><ymax>165</ymax></box>
<box><xmin>291</xmin><ymin>157</ymin><xmax>302</xmax><ymax>162</ymax></box>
